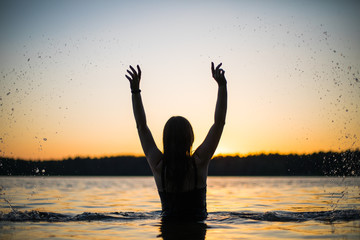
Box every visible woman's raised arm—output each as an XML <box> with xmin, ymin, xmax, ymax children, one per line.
<box><xmin>194</xmin><ymin>62</ymin><xmax>228</xmax><ymax>164</ymax></box>
<box><xmin>126</xmin><ymin>65</ymin><xmax>162</xmax><ymax>170</ymax></box>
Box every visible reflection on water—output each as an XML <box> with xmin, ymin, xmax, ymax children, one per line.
<box><xmin>159</xmin><ymin>221</ymin><xmax>207</xmax><ymax>240</ymax></box>
<box><xmin>0</xmin><ymin>177</ymin><xmax>359</xmax><ymax>239</ymax></box>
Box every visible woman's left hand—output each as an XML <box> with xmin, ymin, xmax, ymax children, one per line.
<box><xmin>211</xmin><ymin>62</ymin><xmax>227</xmax><ymax>86</ymax></box>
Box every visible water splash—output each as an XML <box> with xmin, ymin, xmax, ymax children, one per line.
<box><xmin>321</xmin><ymin>150</ymin><xmax>360</xmax><ymax>211</ymax></box>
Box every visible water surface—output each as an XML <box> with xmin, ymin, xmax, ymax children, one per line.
<box><xmin>0</xmin><ymin>176</ymin><xmax>359</xmax><ymax>239</ymax></box>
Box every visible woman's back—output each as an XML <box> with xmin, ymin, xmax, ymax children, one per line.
<box><xmin>158</xmin><ymin>154</ymin><xmax>207</xmax><ymax>220</ymax></box>
<box><xmin>152</xmin><ymin>153</ymin><xmax>209</xmax><ymax>193</ymax></box>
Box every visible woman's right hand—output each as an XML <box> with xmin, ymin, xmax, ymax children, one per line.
<box><xmin>211</xmin><ymin>62</ymin><xmax>227</xmax><ymax>86</ymax></box>
<box><xmin>126</xmin><ymin>65</ymin><xmax>141</xmax><ymax>91</ymax></box>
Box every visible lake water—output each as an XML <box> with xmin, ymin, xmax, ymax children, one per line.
<box><xmin>0</xmin><ymin>176</ymin><xmax>359</xmax><ymax>239</ymax></box>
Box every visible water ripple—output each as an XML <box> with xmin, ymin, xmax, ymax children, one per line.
<box><xmin>1</xmin><ymin>209</ymin><xmax>359</xmax><ymax>223</ymax></box>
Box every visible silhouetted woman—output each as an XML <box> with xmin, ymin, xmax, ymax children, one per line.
<box><xmin>126</xmin><ymin>62</ymin><xmax>227</xmax><ymax>221</ymax></box>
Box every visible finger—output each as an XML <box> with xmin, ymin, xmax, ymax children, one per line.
<box><xmin>137</xmin><ymin>65</ymin><xmax>141</xmax><ymax>80</ymax></box>
<box><xmin>216</xmin><ymin>63</ymin><xmax>222</xmax><ymax>72</ymax></box>
<box><xmin>211</xmin><ymin>62</ymin><xmax>215</xmax><ymax>73</ymax></box>
<box><xmin>127</xmin><ymin>70</ymin><xmax>134</xmax><ymax>78</ymax></box>
<box><xmin>130</xmin><ymin>66</ymin><xmax>138</xmax><ymax>76</ymax></box>
<box><xmin>129</xmin><ymin>65</ymin><xmax>137</xmax><ymax>76</ymax></box>
<box><xmin>125</xmin><ymin>75</ymin><xmax>132</xmax><ymax>81</ymax></box>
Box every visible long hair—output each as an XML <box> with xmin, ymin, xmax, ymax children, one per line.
<box><xmin>162</xmin><ymin>116</ymin><xmax>194</xmax><ymax>192</ymax></box>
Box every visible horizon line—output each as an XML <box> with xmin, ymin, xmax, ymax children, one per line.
<box><xmin>1</xmin><ymin>148</ymin><xmax>359</xmax><ymax>162</ymax></box>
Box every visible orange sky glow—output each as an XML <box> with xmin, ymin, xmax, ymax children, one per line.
<box><xmin>1</xmin><ymin>1</ymin><xmax>359</xmax><ymax>160</ymax></box>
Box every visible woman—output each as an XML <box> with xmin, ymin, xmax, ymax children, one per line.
<box><xmin>126</xmin><ymin>62</ymin><xmax>227</xmax><ymax>221</ymax></box>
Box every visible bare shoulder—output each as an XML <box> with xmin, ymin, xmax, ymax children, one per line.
<box><xmin>194</xmin><ymin>151</ymin><xmax>210</xmax><ymax>169</ymax></box>
<box><xmin>147</xmin><ymin>149</ymin><xmax>163</xmax><ymax>175</ymax></box>
<box><xmin>149</xmin><ymin>152</ymin><xmax>163</xmax><ymax>190</ymax></box>
<box><xmin>193</xmin><ymin>148</ymin><xmax>211</xmax><ymax>167</ymax></box>
<box><xmin>193</xmin><ymin>152</ymin><xmax>209</xmax><ymax>188</ymax></box>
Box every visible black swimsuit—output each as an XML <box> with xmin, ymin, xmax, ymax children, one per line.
<box><xmin>158</xmin><ymin>187</ymin><xmax>207</xmax><ymax>221</ymax></box>
<box><xmin>158</xmin><ymin>162</ymin><xmax>207</xmax><ymax>221</ymax></box>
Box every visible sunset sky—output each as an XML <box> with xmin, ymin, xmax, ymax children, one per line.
<box><xmin>1</xmin><ymin>0</ymin><xmax>359</xmax><ymax>160</ymax></box>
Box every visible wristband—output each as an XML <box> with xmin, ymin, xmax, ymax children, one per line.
<box><xmin>131</xmin><ymin>89</ymin><xmax>141</xmax><ymax>94</ymax></box>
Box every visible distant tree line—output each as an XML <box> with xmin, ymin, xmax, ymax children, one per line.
<box><xmin>0</xmin><ymin>150</ymin><xmax>359</xmax><ymax>176</ymax></box>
